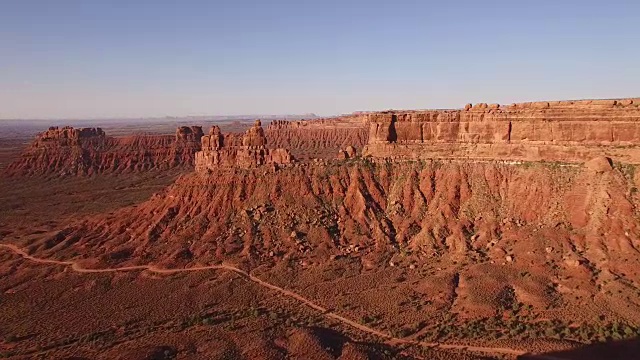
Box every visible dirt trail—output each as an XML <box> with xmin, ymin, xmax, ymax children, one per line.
<box><xmin>0</xmin><ymin>243</ymin><xmax>566</xmax><ymax>360</ymax></box>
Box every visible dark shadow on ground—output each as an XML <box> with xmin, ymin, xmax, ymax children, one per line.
<box><xmin>519</xmin><ymin>337</ymin><xmax>640</xmax><ymax>360</ymax></box>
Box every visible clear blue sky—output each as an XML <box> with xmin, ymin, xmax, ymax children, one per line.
<box><xmin>1</xmin><ymin>0</ymin><xmax>638</xmax><ymax>119</ymax></box>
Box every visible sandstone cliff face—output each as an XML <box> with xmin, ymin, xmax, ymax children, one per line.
<box><xmin>5</xmin><ymin>126</ymin><xmax>203</xmax><ymax>176</ymax></box>
<box><xmin>31</xmin><ymin>160</ymin><xmax>639</xmax><ymax>281</ymax></box>
<box><xmin>5</xmin><ymin>116</ymin><xmax>367</xmax><ymax>176</ymax></box>
<box><xmin>266</xmin><ymin>117</ymin><xmax>368</xmax><ymax>160</ymax></box>
<box><xmin>195</xmin><ymin>147</ymin><xmax>293</xmax><ymax>170</ymax></box>
<box><xmin>364</xmin><ymin>98</ymin><xmax>640</xmax><ymax>163</ymax></box>
<box><xmin>195</xmin><ymin>121</ymin><xmax>294</xmax><ymax>171</ymax></box>
<box><xmin>9</xmin><ymin>98</ymin><xmax>640</xmax><ymax>176</ymax></box>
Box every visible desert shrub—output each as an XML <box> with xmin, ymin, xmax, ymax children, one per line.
<box><xmin>3</xmin><ymin>334</ymin><xmax>16</xmax><ymax>343</ymax></box>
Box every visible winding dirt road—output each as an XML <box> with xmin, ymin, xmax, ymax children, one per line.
<box><xmin>0</xmin><ymin>243</ymin><xmax>565</xmax><ymax>360</ymax></box>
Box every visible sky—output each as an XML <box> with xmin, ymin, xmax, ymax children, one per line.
<box><xmin>1</xmin><ymin>0</ymin><xmax>639</xmax><ymax>119</ymax></box>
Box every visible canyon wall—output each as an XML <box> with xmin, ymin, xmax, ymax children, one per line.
<box><xmin>363</xmin><ymin>98</ymin><xmax>640</xmax><ymax>163</ymax></box>
<box><xmin>265</xmin><ymin>116</ymin><xmax>369</xmax><ymax>160</ymax></box>
<box><xmin>5</xmin><ymin>126</ymin><xmax>204</xmax><ymax>176</ymax></box>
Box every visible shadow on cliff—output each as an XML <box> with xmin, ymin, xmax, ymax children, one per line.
<box><xmin>519</xmin><ymin>337</ymin><xmax>640</xmax><ymax>360</ymax></box>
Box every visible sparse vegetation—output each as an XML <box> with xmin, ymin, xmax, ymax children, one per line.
<box><xmin>4</xmin><ymin>113</ymin><xmax>640</xmax><ymax>359</ymax></box>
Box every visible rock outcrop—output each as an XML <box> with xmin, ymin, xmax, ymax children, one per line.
<box><xmin>363</xmin><ymin>98</ymin><xmax>640</xmax><ymax>163</ymax></box>
<box><xmin>175</xmin><ymin>126</ymin><xmax>204</xmax><ymax>142</ymax></box>
<box><xmin>4</xmin><ymin>115</ymin><xmax>368</xmax><ymax>176</ymax></box>
<box><xmin>585</xmin><ymin>156</ymin><xmax>613</xmax><ymax>173</ymax></box>
<box><xmin>8</xmin><ymin>98</ymin><xmax>640</xmax><ymax>177</ymax></box>
<box><xmin>30</xmin><ymin>160</ymin><xmax>640</xmax><ymax>280</ymax></box>
<box><xmin>35</xmin><ymin>126</ymin><xmax>107</xmax><ymax>145</ymax></box>
<box><xmin>5</xmin><ymin>126</ymin><xmax>203</xmax><ymax>176</ymax></box>
<box><xmin>243</xmin><ymin>120</ymin><xmax>268</xmax><ymax>148</ymax></box>
<box><xmin>337</xmin><ymin>145</ymin><xmax>358</xmax><ymax>160</ymax></box>
<box><xmin>196</xmin><ymin>121</ymin><xmax>294</xmax><ymax>171</ymax></box>
<box><xmin>202</xmin><ymin>125</ymin><xmax>224</xmax><ymax>150</ymax></box>
<box><xmin>266</xmin><ymin>116</ymin><xmax>369</xmax><ymax>160</ymax></box>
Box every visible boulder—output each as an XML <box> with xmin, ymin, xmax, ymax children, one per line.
<box><xmin>585</xmin><ymin>156</ymin><xmax>612</xmax><ymax>173</ymax></box>
<box><xmin>345</xmin><ymin>145</ymin><xmax>357</xmax><ymax>158</ymax></box>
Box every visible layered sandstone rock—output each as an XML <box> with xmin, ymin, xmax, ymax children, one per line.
<box><xmin>31</xmin><ymin>160</ymin><xmax>640</xmax><ymax>280</ymax></box>
<box><xmin>202</xmin><ymin>125</ymin><xmax>224</xmax><ymax>150</ymax></box>
<box><xmin>196</xmin><ymin>121</ymin><xmax>294</xmax><ymax>171</ymax></box>
<box><xmin>5</xmin><ymin>126</ymin><xmax>203</xmax><ymax>176</ymax></box>
<box><xmin>266</xmin><ymin>116</ymin><xmax>368</xmax><ymax>160</ymax></box>
<box><xmin>363</xmin><ymin>98</ymin><xmax>640</xmax><ymax>163</ymax></box>
<box><xmin>5</xmin><ymin>115</ymin><xmax>366</xmax><ymax>176</ymax></box>
<box><xmin>243</xmin><ymin>120</ymin><xmax>268</xmax><ymax>148</ymax></box>
<box><xmin>35</xmin><ymin>126</ymin><xmax>107</xmax><ymax>145</ymax></box>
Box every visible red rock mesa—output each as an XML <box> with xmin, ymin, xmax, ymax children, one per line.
<box><xmin>5</xmin><ymin>125</ymin><xmax>204</xmax><ymax>176</ymax></box>
<box><xmin>363</xmin><ymin>98</ymin><xmax>640</xmax><ymax>163</ymax></box>
<box><xmin>8</xmin><ymin>98</ymin><xmax>640</xmax><ymax>177</ymax></box>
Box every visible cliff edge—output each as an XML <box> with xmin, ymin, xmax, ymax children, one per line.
<box><xmin>363</xmin><ymin>98</ymin><xmax>640</xmax><ymax>163</ymax></box>
<box><xmin>5</xmin><ymin>125</ymin><xmax>204</xmax><ymax>176</ymax></box>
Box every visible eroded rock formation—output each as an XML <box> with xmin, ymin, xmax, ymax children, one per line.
<box><xmin>363</xmin><ymin>98</ymin><xmax>640</xmax><ymax>163</ymax></box>
<box><xmin>30</xmin><ymin>160</ymin><xmax>640</xmax><ymax>282</ymax></box>
<box><xmin>196</xmin><ymin>121</ymin><xmax>294</xmax><ymax>171</ymax></box>
<box><xmin>8</xmin><ymin>98</ymin><xmax>640</xmax><ymax>177</ymax></box>
<box><xmin>5</xmin><ymin>115</ymin><xmax>367</xmax><ymax>176</ymax></box>
<box><xmin>6</xmin><ymin>126</ymin><xmax>203</xmax><ymax>176</ymax></box>
<box><xmin>243</xmin><ymin>120</ymin><xmax>268</xmax><ymax>148</ymax></box>
<box><xmin>337</xmin><ymin>145</ymin><xmax>358</xmax><ymax>160</ymax></box>
<box><xmin>35</xmin><ymin>126</ymin><xmax>106</xmax><ymax>145</ymax></box>
<box><xmin>175</xmin><ymin>126</ymin><xmax>204</xmax><ymax>142</ymax></box>
<box><xmin>202</xmin><ymin>125</ymin><xmax>224</xmax><ymax>150</ymax></box>
<box><xmin>265</xmin><ymin>116</ymin><xmax>369</xmax><ymax>160</ymax></box>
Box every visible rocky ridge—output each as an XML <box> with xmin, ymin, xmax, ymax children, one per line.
<box><xmin>5</xmin><ymin>116</ymin><xmax>370</xmax><ymax>176</ymax></box>
<box><xmin>5</xmin><ymin>126</ymin><xmax>204</xmax><ymax>176</ymax></box>
<box><xmin>8</xmin><ymin>97</ymin><xmax>640</xmax><ymax>177</ymax></box>
<box><xmin>364</xmin><ymin>98</ymin><xmax>640</xmax><ymax>163</ymax></box>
